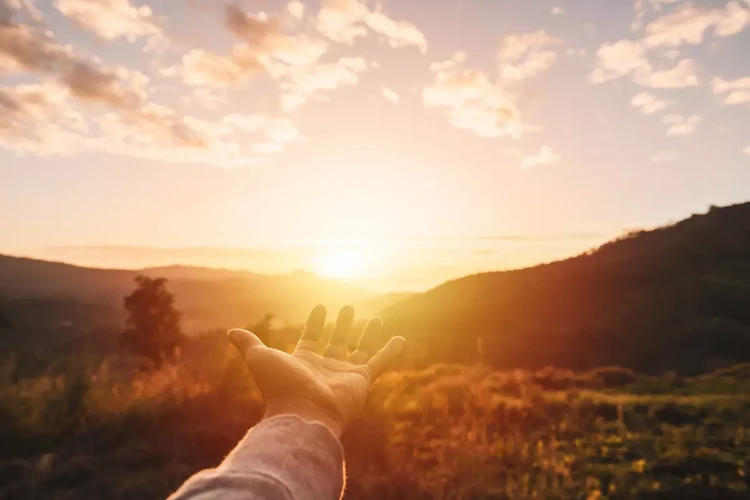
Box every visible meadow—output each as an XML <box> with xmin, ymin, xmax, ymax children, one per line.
<box><xmin>1</xmin><ymin>342</ymin><xmax>749</xmax><ymax>500</ymax></box>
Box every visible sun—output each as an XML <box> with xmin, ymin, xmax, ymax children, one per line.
<box><xmin>314</xmin><ymin>249</ymin><xmax>366</xmax><ymax>278</ymax></box>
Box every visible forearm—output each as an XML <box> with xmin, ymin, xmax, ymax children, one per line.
<box><xmin>168</xmin><ymin>415</ymin><xmax>345</xmax><ymax>500</ymax></box>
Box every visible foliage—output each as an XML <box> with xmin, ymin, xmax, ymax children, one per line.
<box><xmin>120</xmin><ymin>276</ymin><xmax>184</xmax><ymax>369</ymax></box>
<box><xmin>1</xmin><ymin>346</ymin><xmax>749</xmax><ymax>499</ymax></box>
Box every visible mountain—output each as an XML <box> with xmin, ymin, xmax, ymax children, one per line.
<box><xmin>382</xmin><ymin>202</ymin><xmax>750</xmax><ymax>375</ymax></box>
<box><xmin>0</xmin><ymin>256</ymin><xmax>393</xmax><ymax>352</ymax></box>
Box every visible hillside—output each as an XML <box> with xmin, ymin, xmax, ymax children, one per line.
<box><xmin>382</xmin><ymin>202</ymin><xmax>750</xmax><ymax>374</ymax></box>
<box><xmin>0</xmin><ymin>256</ymin><xmax>389</xmax><ymax>352</ymax></box>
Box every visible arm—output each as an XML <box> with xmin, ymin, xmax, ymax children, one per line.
<box><xmin>168</xmin><ymin>305</ymin><xmax>405</xmax><ymax>500</ymax></box>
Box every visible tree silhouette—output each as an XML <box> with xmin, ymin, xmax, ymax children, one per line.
<box><xmin>0</xmin><ymin>310</ymin><xmax>10</xmax><ymax>330</ymax></box>
<box><xmin>248</xmin><ymin>313</ymin><xmax>274</xmax><ymax>347</ymax></box>
<box><xmin>120</xmin><ymin>275</ymin><xmax>184</xmax><ymax>369</ymax></box>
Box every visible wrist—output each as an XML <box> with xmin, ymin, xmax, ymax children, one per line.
<box><xmin>263</xmin><ymin>399</ymin><xmax>343</xmax><ymax>438</ymax></box>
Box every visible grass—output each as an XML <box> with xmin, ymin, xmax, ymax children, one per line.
<box><xmin>1</xmin><ymin>351</ymin><xmax>749</xmax><ymax>499</ymax></box>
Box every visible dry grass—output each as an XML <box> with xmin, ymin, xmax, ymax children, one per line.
<box><xmin>1</xmin><ymin>352</ymin><xmax>749</xmax><ymax>499</ymax></box>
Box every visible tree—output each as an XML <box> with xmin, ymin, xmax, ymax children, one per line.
<box><xmin>0</xmin><ymin>310</ymin><xmax>10</xmax><ymax>330</ymax></box>
<box><xmin>120</xmin><ymin>275</ymin><xmax>184</xmax><ymax>368</ymax></box>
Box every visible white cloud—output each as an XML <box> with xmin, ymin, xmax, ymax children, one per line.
<box><xmin>636</xmin><ymin>58</ymin><xmax>699</xmax><ymax>88</ymax></box>
<box><xmin>315</xmin><ymin>0</ymin><xmax>426</xmax><ymax>52</ymax></box>
<box><xmin>521</xmin><ymin>146</ymin><xmax>560</xmax><ymax>170</ymax></box>
<box><xmin>744</xmin><ymin>146</ymin><xmax>750</xmax><ymax>155</ymax></box>
<box><xmin>631</xmin><ymin>92</ymin><xmax>670</xmax><ymax>114</ymax></box>
<box><xmin>643</xmin><ymin>2</ymin><xmax>750</xmax><ymax>48</ymax></box>
<box><xmin>280</xmin><ymin>57</ymin><xmax>370</xmax><ymax>111</ymax></box>
<box><xmin>382</xmin><ymin>87</ymin><xmax>400</xmax><ymax>103</ymax></box>
<box><xmin>286</xmin><ymin>1</ymin><xmax>305</xmax><ymax>20</ymax></box>
<box><xmin>589</xmin><ymin>40</ymin><xmax>650</xmax><ymax>83</ymax></box>
<box><xmin>423</xmin><ymin>53</ymin><xmax>525</xmax><ymax>139</ymax></box>
<box><xmin>662</xmin><ymin>114</ymin><xmax>702</xmax><ymax>136</ymax></box>
<box><xmin>650</xmin><ymin>149</ymin><xmax>681</xmax><ymax>162</ymax></box>
<box><xmin>712</xmin><ymin>76</ymin><xmax>750</xmax><ymax>105</ymax></box>
<box><xmin>498</xmin><ymin>30</ymin><xmax>562</xmax><ymax>82</ymax></box>
<box><xmin>54</xmin><ymin>0</ymin><xmax>161</xmax><ymax>43</ymax></box>
<box><xmin>551</xmin><ymin>7</ymin><xmax>564</xmax><ymax>16</ymax></box>
<box><xmin>589</xmin><ymin>38</ymin><xmax>698</xmax><ymax>89</ymax></box>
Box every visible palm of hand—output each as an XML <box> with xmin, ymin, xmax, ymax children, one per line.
<box><xmin>229</xmin><ymin>305</ymin><xmax>404</xmax><ymax>435</ymax></box>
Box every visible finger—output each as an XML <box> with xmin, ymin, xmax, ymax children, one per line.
<box><xmin>295</xmin><ymin>305</ymin><xmax>327</xmax><ymax>352</ymax></box>
<box><xmin>366</xmin><ymin>336</ymin><xmax>406</xmax><ymax>381</ymax></box>
<box><xmin>348</xmin><ymin>316</ymin><xmax>383</xmax><ymax>364</ymax></box>
<box><xmin>227</xmin><ymin>329</ymin><xmax>266</xmax><ymax>360</ymax></box>
<box><xmin>323</xmin><ymin>305</ymin><xmax>354</xmax><ymax>360</ymax></box>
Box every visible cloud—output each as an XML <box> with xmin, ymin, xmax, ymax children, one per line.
<box><xmin>163</xmin><ymin>47</ymin><xmax>263</xmax><ymax>87</ymax></box>
<box><xmin>744</xmin><ymin>146</ymin><xmax>750</xmax><ymax>155</ymax></box>
<box><xmin>0</xmin><ymin>82</ymin><xmax>88</xmax><ymax>155</ymax></box>
<box><xmin>650</xmin><ymin>149</ymin><xmax>681</xmax><ymax>162</ymax></box>
<box><xmin>0</xmin><ymin>22</ymin><xmax>149</xmax><ymax>108</ymax></box>
<box><xmin>589</xmin><ymin>38</ymin><xmax>698</xmax><ymax>88</ymax></box>
<box><xmin>631</xmin><ymin>91</ymin><xmax>670</xmax><ymax>114</ymax></box>
<box><xmin>662</xmin><ymin>114</ymin><xmax>702</xmax><ymax>136</ymax></box>
<box><xmin>636</xmin><ymin>58</ymin><xmax>699</xmax><ymax>88</ymax></box>
<box><xmin>286</xmin><ymin>1</ymin><xmax>305</xmax><ymax>20</ymax></box>
<box><xmin>589</xmin><ymin>40</ymin><xmax>650</xmax><ymax>83</ymax></box>
<box><xmin>521</xmin><ymin>146</ymin><xmax>560</xmax><ymax>170</ymax></box>
<box><xmin>54</xmin><ymin>0</ymin><xmax>161</xmax><ymax>42</ymax></box>
<box><xmin>551</xmin><ymin>7</ymin><xmax>564</xmax><ymax>16</ymax></box>
<box><xmin>224</xmin><ymin>6</ymin><xmax>328</xmax><ymax>68</ymax></box>
<box><xmin>315</xmin><ymin>0</ymin><xmax>427</xmax><ymax>52</ymax></box>
<box><xmin>280</xmin><ymin>57</ymin><xmax>370</xmax><ymax>111</ymax></box>
<box><xmin>712</xmin><ymin>76</ymin><xmax>750</xmax><ymax>105</ymax></box>
<box><xmin>423</xmin><ymin>52</ymin><xmax>525</xmax><ymax>139</ymax></box>
<box><xmin>382</xmin><ymin>87</ymin><xmax>400</xmax><ymax>103</ymax></box>
<box><xmin>0</xmin><ymin>14</ymin><xmax>301</xmax><ymax>164</ymax></box>
<box><xmin>498</xmin><ymin>30</ymin><xmax>562</xmax><ymax>81</ymax></box>
<box><xmin>643</xmin><ymin>1</ymin><xmax>750</xmax><ymax>48</ymax></box>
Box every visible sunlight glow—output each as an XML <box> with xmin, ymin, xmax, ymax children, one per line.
<box><xmin>314</xmin><ymin>249</ymin><xmax>367</xmax><ymax>278</ymax></box>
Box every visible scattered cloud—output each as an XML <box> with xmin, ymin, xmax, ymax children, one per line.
<box><xmin>521</xmin><ymin>146</ymin><xmax>560</xmax><ymax>170</ymax></box>
<box><xmin>423</xmin><ymin>52</ymin><xmax>525</xmax><ymax>139</ymax></box>
<box><xmin>636</xmin><ymin>58</ymin><xmax>699</xmax><ymax>88</ymax></box>
<box><xmin>53</xmin><ymin>0</ymin><xmax>161</xmax><ymax>43</ymax></box>
<box><xmin>498</xmin><ymin>30</ymin><xmax>562</xmax><ymax>81</ymax></box>
<box><xmin>551</xmin><ymin>7</ymin><xmax>564</xmax><ymax>16</ymax></box>
<box><xmin>589</xmin><ymin>40</ymin><xmax>651</xmax><ymax>83</ymax></box>
<box><xmin>315</xmin><ymin>0</ymin><xmax>427</xmax><ymax>52</ymax></box>
<box><xmin>744</xmin><ymin>146</ymin><xmax>750</xmax><ymax>155</ymax></box>
<box><xmin>631</xmin><ymin>92</ymin><xmax>670</xmax><ymax>114</ymax></box>
<box><xmin>712</xmin><ymin>76</ymin><xmax>750</xmax><ymax>105</ymax></box>
<box><xmin>382</xmin><ymin>87</ymin><xmax>400</xmax><ymax>103</ymax></box>
<box><xmin>650</xmin><ymin>149</ymin><xmax>681</xmax><ymax>162</ymax></box>
<box><xmin>590</xmin><ymin>39</ymin><xmax>698</xmax><ymax>89</ymax></box>
<box><xmin>643</xmin><ymin>2</ymin><xmax>750</xmax><ymax>49</ymax></box>
<box><xmin>286</xmin><ymin>1</ymin><xmax>305</xmax><ymax>20</ymax></box>
<box><xmin>280</xmin><ymin>57</ymin><xmax>370</xmax><ymax>111</ymax></box>
<box><xmin>662</xmin><ymin>114</ymin><xmax>702</xmax><ymax>136</ymax></box>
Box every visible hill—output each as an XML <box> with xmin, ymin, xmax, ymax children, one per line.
<box><xmin>0</xmin><ymin>256</ymin><xmax>394</xmax><ymax>352</ymax></box>
<box><xmin>382</xmin><ymin>202</ymin><xmax>750</xmax><ymax>374</ymax></box>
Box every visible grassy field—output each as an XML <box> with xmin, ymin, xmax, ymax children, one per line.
<box><xmin>1</xmin><ymin>350</ymin><xmax>749</xmax><ymax>499</ymax></box>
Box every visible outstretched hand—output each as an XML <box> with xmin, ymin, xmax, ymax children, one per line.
<box><xmin>228</xmin><ymin>305</ymin><xmax>405</xmax><ymax>437</ymax></box>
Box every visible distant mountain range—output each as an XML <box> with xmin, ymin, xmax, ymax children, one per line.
<box><xmin>3</xmin><ymin>202</ymin><xmax>750</xmax><ymax>374</ymax></box>
<box><xmin>382</xmin><ymin>202</ymin><xmax>750</xmax><ymax>374</ymax></box>
<box><xmin>0</xmin><ymin>256</ymin><xmax>408</xmax><ymax>352</ymax></box>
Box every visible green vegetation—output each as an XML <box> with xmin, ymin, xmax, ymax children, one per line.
<box><xmin>1</xmin><ymin>349</ymin><xmax>748</xmax><ymax>499</ymax></box>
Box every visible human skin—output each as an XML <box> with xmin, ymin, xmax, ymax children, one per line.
<box><xmin>227</xmin><ymin>305</ymin><xmax>406</xmax><ymax>437</ymax></box>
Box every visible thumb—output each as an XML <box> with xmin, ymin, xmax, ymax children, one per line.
<box><xmin>227</xmin><ymin>329</ymin><xmax>266</xmax><ymax>360</ymax></box>
<box><xmin>366</xmin><ymin>336</ymin><xmax>406</xmax><ymax>381</ymax></box>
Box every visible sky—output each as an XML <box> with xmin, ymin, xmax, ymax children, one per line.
<box><xmin>1</xmin><ymin>0</ymin><xmax>750</xmax><ymax>292</ymax></box>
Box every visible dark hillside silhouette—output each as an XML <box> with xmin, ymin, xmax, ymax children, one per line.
<box><xmin>383</xmin><ymin>202</ymin><xmax>750</xmax><ymax>374</ymax></box>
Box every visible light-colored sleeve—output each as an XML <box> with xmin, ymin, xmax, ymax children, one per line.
<box><xmin>168</xmin><ymin>415</ymin><xmax>345</xmax><ymax>500</ymax></box>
